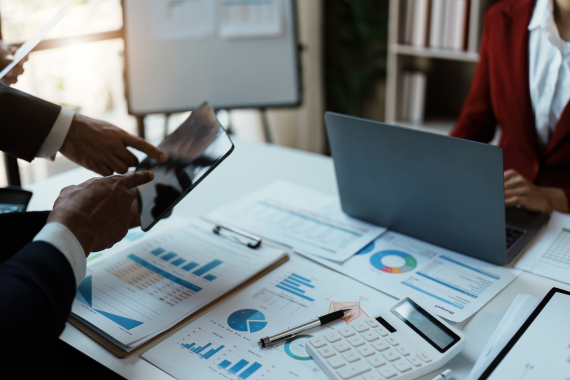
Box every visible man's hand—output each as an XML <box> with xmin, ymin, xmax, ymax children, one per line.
<box><xmin>60</xmin><ymin>113</ymin><xmax>169</xmax><ymax>176</ymax></box>
<box><xmin>504</xmin><ymin>169</ymin><xmax>569</xmax><ymax>213</ymax></box>
<box><xmin>47</xmin><ymin>171</ymin><xmax>154</xmax><ymax>255</ymax></box>
<box><xmin>0</xmin><ymin>41</ymin><xmax>26</xmax><ymax>86</ymax></box>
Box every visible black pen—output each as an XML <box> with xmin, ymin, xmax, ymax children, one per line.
<box><xmin>258</xmin><ymin>309</ymin><xmax>352</xmax><ymax>347</ymax></box>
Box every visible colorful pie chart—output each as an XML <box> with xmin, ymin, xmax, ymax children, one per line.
<box><xmin>370</xmin><ymin>250</ymin><xmax>417</xmax><ymax>273</ymax></box>
<box><xmin>227</xmin><ymin>309</ymin><xmax>267</xmax><ymax>333</ymax></box>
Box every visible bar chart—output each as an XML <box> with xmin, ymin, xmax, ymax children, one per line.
<box><xmin>219</xmin><ymin>359</ymin><xmax>262</xmax><ymax>379</ymax></box>
<box><xmin>275</xmin><ymin>273</ymin><xmax>316</xmax><ymax>302</ymax></box>
<box><xmin>181</xmin><ymin>342</ymin><xmax>224</xmax><ymax>359</ymax></box>
<box><xmin>150</xmin><ymin>247</ymin><xmax>223</xmax><ymax>282</ymax></box>
<box><xmin>179</xmin><ymin>339</ymin><xmax>263</xmax><ymax>379</ymax></box>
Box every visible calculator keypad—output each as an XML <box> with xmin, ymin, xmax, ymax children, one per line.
<box><xmin>308</xmin><ymin>316</ymin><xmax>439</xmax><ymax>380</ymax></box>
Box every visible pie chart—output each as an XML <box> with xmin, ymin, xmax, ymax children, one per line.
<box><xmin>370</xmin><ymin>250</ymin><xmax>417</xmax><ymax>273</ymax></box>
<box><xmin>227</xmin><ymin>309</ymin><xmax>267</xmax><ymax>333</ymax></box>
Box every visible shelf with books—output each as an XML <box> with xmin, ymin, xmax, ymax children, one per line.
<box><xmin>386</xmin><ymin>0</ymin><xmax>498</xmax><ymax>126</ymax></box>
<box><xmin>391</xmin><ymin>44</ymin><xmax>479</xmax><ymax>63</ymax></box>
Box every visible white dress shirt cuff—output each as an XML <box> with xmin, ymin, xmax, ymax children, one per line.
<box><xmin>33</xmin><ymin>222</ymin><xmax>86</xmax><ymax>287</ymax></box>
<box><xmin>36</xmin><ymin>108</ymin><xmax>75</xmax><ymax>160</ymax></box>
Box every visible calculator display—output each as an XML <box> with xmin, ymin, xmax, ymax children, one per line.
<box><xmin>391</xmin><ymin>298</ymin><xmax>460</xmax><ymax>353</ymax></box>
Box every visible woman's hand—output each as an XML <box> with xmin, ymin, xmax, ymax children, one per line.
<box><xmin>504</xmin><ymin>169</ymin><xmax>568</xmax><ymax>213</ymax></box>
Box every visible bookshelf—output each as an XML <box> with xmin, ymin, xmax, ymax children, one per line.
<box><xmin>385</xmin><ymin>0</ymin><xmax>498</xmax><ymax>135</ymax></box>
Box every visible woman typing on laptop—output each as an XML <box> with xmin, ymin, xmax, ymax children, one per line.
<box><xmin>450</xmin><ymin>0</ymin><xmax>570</xmax><ymax>214</ymax></box>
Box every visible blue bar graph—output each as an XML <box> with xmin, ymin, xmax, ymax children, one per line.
<box><xmin>290</xmin><ymin>273</ymin><xmax>311</xmax><ymax>282</ymax></box>
<box><xmin>181</xmin><ymin>343</ymin><xmax>195</xmax><ymax>350</ymax></box>
<box><xmin>275</xmin><ymin>273</ymin><xmax>316</xmax><ymax>302</ymax></box>
<box><xmin>201</xmin><ymin>345</ymin><xmax>225</xmax><ymax>359</ymax></box>
<box><xmin>239</xmin><ymin>362</ymin><xmax>262</xmax><ymax>379</ymax></box>
<box><xmin>219</xmin><ymin>360</ymin><xmax>231</xmax><ymax>369</ymax></box>
<box><xmin>171</xmin><ymin>258</ymin><xmax>186</xmax><ymax>266</ymax></box>
<box><xmin>128</xmin><ymin>254</ymin><xmax>203</xmax><ymax>292</ymax></box>
<box><xmin>182</xmin><ymin>262</ymin><xmax>199</xmax><ymax>271</ymax></box>
<box><xmin>195</xmin><ymin>343</ymin><xmax>211</xmax><ymax>354</ymax></box>
<box><xmin>276</xmin><ymin>285</ymin><xmax>315</xmax><ymax>302</ymax></box>
<box><xmin>161</xmin><ymin>252</ymin><xmax>177</xmax><ymax>261</ymax></box>
<box><xmin>287</xmin><ymin>275</ymin><xmax>315</xmax><ymax>288</ymax></box>
<box><xmin>193</xmin><ymin>259</ymin><xmax>223</xmax><ymax>276</ymax></box>
<box><xmin>204</xmin><ymin>274</ymin><xmax>217</xmax><ymax>281</ymax></box>
<box><xmin>151</xmin><ymin>248</ymin><xmax>165</xmax><ymax>256</ymax></box>
<box><xmin>282</xmin><ymin>279</ymin><xmax>300</xmax><ymax>287</ymax></box>
<box><xmin>229</xmin><ymin>359</ymin><xmax>249</xmax><ymax>374</ymax></box>
<box><xmin>279</xmin><ymin>282</ymin><xmax>305</xmax><ymax>293</ymax></box>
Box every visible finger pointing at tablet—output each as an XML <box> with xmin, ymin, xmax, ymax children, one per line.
<box><xmin>60</xmin><ymin>113</ymin><xmax>169</xmax><ymax>177</ymax></box>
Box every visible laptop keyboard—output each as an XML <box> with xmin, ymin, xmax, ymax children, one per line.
<box><xmin>506</xmin><ymin>226</ymin><xmax>526</xmax><ymax>249</ymax></box>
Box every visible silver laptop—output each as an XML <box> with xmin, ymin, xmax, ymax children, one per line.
<box><xmin>325</xmin><ymin>112</ymin><xmax>549</xmax><ymax>265</ymax></box>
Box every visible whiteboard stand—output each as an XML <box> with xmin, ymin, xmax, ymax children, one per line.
<box><xmin>122</xmin><ymin>0</ymin><xmax>301</xmax><ymax>145</ymax></box>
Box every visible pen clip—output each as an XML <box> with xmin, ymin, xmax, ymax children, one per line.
<box><xmin>213</xmin><ymin>224</ymin><xmax>262</xmax><ymax>249</ymax></box>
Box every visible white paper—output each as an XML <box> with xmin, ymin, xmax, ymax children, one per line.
<box><xmin>207</xmin><ymin>181</ymin><xmax>387</xmax><ymax>262</ymax></box>
<box><xmin>148</xmin><ymin>0</ymin><xmax>216</xmax><ymax>41</ymax></box>
<box><xmin>71</xmin><ymin>218</ymin><xmax>286</xmax><ymax>348</ymax></box>
<box><xmin>485</xmin><ymin>293</ymin><xmax>570</xmax><ymax>380</ymax></box>
<box><xmin>142</xmin><ymin>254</ymin><xmax>396</xmax><ymax>380</ymax></box>
<box><xmin>303</xmin><ymin>231</ymin><xmax>522</xmax><ymax>322</ymax></box>
<box><xmin>515</xmin><ymin>211</ymin><xmax>570</xmax><ymax>285</ymax></box>
<box><xmin>0</xmin><ymin>0</ymin><xmax>72</xmax><ymax>80</ymax></box>
<box><xmin>218</xmin><ymin>0</ymin><xmax>282</xmax><ymax>39</ymax></box>
<box><xmin>466</xmin><ymin>294</ymin><xmax>540</xmax><ymax>380</ymax></box>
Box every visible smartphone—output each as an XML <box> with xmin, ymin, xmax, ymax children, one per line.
<box><xmin>135</xmin><ymin>102</ymin><xmax>234</xmax><ymax>231</ymax></box>
<box><xmin>0</xmin><ymin>187</ymin><xmax>33</xmax><ymax>213</ymax></box>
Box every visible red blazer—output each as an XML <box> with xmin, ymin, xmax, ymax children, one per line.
<box><xmin>450</xmin><ymin>0</ymin><xmax>570</xmax><ymax>200</ymax></box>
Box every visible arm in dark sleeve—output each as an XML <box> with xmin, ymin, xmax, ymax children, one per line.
<box><xmin>0</xmin><ymin>242</ymin><xmax>76</xmax><ymax>357</ymax></box>
<box><xmin>449</xmin><ymin>11</ymin><xmax>497</xmax><ymax>143</ymax></box>
<box><xmin>0</xmin><ymin>82</ymin><xmax>62</xmax><ymax>161</ymax></box>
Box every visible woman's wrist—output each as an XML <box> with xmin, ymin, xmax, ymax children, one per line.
<box><xmin>540</xmin><ymin>187</ymin><xmax>569</xmax><ymax>213</ymax></box>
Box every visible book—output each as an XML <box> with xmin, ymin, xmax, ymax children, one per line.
<box><xmin>444</xmin><ymin>0</ymin><xmax>469</xmax><ymax>51</ymax></box>
<box><xmin>429</xmin><ymin>0</ymin><xmax>447</xmax><ymax>49</ymax></box>
<box><xmin>410</xmin><ymin>0</ymin><xmax>430</xmax><ymax>47</ymax></box>
<box><xmin>402</xmin><ymin>71</ymin><xmax>427</xmax><ymax>124</ymax></box>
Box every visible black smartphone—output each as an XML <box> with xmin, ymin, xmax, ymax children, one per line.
<box><xmin>135</xmin><ymin>102</ymin><xmax>234</xmax><ymax>231</ymax></box>
<box><xmin>0</xmin><ymin>186</ymin><xmax>33</xmax><ymax>213</ymax></box>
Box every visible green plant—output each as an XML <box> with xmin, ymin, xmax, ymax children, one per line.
<box><xmin>324</xmin><ymin>0</ymin><xmax>389</xmax><ymax>117</ymax></box>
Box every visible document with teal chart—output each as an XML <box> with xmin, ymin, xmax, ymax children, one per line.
<box><xmin>304</xmin><ymin>231</ymin><xmax>522</xmax><ymax>322</ymax></box>
<box><xmin>142</xmin><ymin>255</ymin><xmax>395</xmax><ymax>380</ymax></box>
<box><xmin>71</xmin><ymin>218</ymin><xmax>286</xmax><ymax>350</ymax></box>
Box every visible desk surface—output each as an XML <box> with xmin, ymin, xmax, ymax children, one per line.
<box><xmin>26</xmin><ymin>140</ymin><xmax>570</xmax><ymax>380</ymax></box>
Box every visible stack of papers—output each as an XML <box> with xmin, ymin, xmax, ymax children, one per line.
<box><xmin>142</xmin><ymin>254</ymin><xmax>396</xmax><ymax>380</ymax></box>
<box><xmin>208</xmin><ymin>181</ymin><xmax>386</xmax><ymax>262</ymax></box>
<box><xmin>515</xmin><ymin>211</ymin><xmax>570</xmax><ymax>285</ymax></box>
<box><xmin>71</xmin><ymin>217</ymin><xmax>287</xmax><ymax>351</ymax></box>
<box><xmin>466</xmin><ymin>294</ymin><xmax>540</xmax><ymax>380</ymax></box>
<box><xmin>208</xmin><ymin>181</ymin><xmax>522</xmax><ymax>322</ymax></box>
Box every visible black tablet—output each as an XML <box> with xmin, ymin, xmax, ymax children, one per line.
<box><xmin>479</xmin><ymin>287</ymin><xmax>570</xmax><ymax>379</ymax></box>
<box><xmin>135</xmin><ymin>103</ymin><xmax>234</xmax><ymax>231</ymax></box>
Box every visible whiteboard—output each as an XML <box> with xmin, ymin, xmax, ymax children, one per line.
<box><xmin>122</xmin><ymin>0</ymin><xmax>301</xmax><ymax>115</ymax></box>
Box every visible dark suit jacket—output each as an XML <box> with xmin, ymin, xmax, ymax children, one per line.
<box><xmin>0</xmin><ymin>212</ymin><xmax>76</xmax><ymax>363</ymax></box>
<box><xmin>450</xmin><ymin>0</ymin><xmax>570</xmax><ymax>200</ymax></box>
<box><xmin>0</xmin><ymin>82</ymin><xmax>61</xmax><ymax>162</ymax></box>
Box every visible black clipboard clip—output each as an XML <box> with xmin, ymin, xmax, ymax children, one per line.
<box><xmin>213</xmin><ymin>224</ymin><xmax>262</xmax><ymax>249</ymax></box>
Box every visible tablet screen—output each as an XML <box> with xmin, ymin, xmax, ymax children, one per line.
<box><xmin>136</xmin><ymin>103</ymin><xmax>234</xmax><ymax>231</ymax></box>
<box><xmin>481</xmin><ymin>290</ymin><xmax>570</xmax><ymax>379</ymax></box>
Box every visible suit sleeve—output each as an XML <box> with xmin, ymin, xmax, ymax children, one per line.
<box><xmin>0</xmin><ymin>212</ymin><xmax>76</xmax><ymax>360</ymax></box>
<box><xmin>0</xmin><ymin>82</ymin><xmax>62</xmax><ymax>162</ymax></box>
<box><xmin>449</xmin><ymin>11</ymin><xmax>497</xmax><ymax>143</ymax></box>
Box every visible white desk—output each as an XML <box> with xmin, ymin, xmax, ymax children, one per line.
<box><xmin>26</xmin><ymin>140</ymin><xmax>570</xmax><ymax>380</ymax></box>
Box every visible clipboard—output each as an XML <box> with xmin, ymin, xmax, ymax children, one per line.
<box><xmin>69</xmin><ymin>224</ymin><xmax>290</xmax><ymax>358</ymax></box>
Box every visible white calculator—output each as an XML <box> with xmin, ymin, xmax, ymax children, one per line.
<box><xmin>305</xmin><ymin>297</ymin><xmax>465</xmax><ymax>380</ymax></box>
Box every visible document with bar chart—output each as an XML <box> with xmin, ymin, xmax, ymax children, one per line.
<box><xmin>516</xmin><ymin>211</ymin><xmax>570</xmax><ymax>285</ymax></box>
<box><xmin>143</xmin><ymin>255</ymin><xmax>395</xmax><ymax>380</ymax></box>
<box><xmin>207</xmin><ymin>180</ymin><xmax>386</xmax><ymax>262</ymax></box>
<box><xmin>71</xmin><ymin>218</ymin><xmax>287</xmax><ymax>350</ymax></box>
<box><xmin>304</xmin><ymin>231</ymin><xmax>521</xmax><ymax>322</ymax></box>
